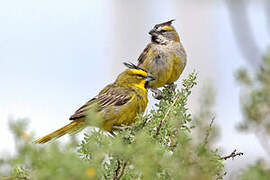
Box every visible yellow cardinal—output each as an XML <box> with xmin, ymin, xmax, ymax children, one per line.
<box><xmin>34</xmin><ymin>63</ymin><xmax>154</xmax><ymax>144</ymax></box>
<box><xmin>137</xmin><ymin>19</ymin><xmax>187</xmax><ymax>98</ymax></box>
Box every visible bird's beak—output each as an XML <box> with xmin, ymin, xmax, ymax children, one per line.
<box><xmin>144</xmin><ymin>73</ymin><xmax>155</xmax><ymax>89</ymax></box>
<box><xmin>149</xmin><ymin>29</ymin><xmax>157</xmax><ymax>36</ymax></box>
<box><xmin>145</xmin><ymin>74</ymin><xmax>155</xmax><ymax>82</ymax></box>
<box><xmin>149</xmin><ymin>29</ymin><xmax>160</xmax><ymax>43</ymax></box>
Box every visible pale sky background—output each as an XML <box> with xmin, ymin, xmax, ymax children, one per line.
<box><xmin>1</xmin><ymin>0</ymin><xmax>270</xmax><ymax>178</ymax></box>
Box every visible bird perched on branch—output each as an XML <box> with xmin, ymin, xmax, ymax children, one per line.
<box><xmin>137</xmin><ymin>19</ymin><xmax>187</xmax><ymax>99</ymax></box>
<box><xmin>34</xmin><ymin>63</ymin><xmax>154</xmax><ymax>144</ymax></box>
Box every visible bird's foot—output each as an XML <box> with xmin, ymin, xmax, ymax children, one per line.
<box><xmin>151</xmin><ymin>88</ymin><xmax>163</xmax><ymax>100</ymax></box>
<box><xmin>166</xmin><ymin>83</ymin><xmax>176</xmax><ymax>92</ymax></box>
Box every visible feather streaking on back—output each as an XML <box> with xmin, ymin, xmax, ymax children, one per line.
<box><xmin>34</xmin><ymin>64</ymin><xmax>153</xmax><ymax>143</ymax></box>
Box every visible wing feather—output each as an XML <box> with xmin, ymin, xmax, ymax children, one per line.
<box><xmin>138</xmin><ymin>44</ymin><xmax>151</xmax><ymax>66</ymax></box>
<box><xmin>69</xmin><ymin>85</ymin><xmax>133</xmax><ymax>120</ymax></box>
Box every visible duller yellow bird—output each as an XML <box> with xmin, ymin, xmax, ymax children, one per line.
<box><xmin>34</xmin><ymin>63</ymin><xmax>154</xmax><ymax>144</ymax></box>
<box><xmin>137</xmin><ymin>19</ymin><xmax>187</xmax><ymax>99</ymax></box>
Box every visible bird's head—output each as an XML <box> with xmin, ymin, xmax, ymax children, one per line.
<box><xmin>149</xmin><ymin>19</ymin><xmax>180</xmax><ymax>45</ymax></box>
<box><xmin>115</xmin><ymin>62</ymin><xmax>155</xmax><ymax>90</ymax></box>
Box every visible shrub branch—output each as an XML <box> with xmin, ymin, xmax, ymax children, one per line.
<box><xmin>156</xmin><ymin>94</ymin><xmax>180</xmax><ymax>136</ymax></box>
<box><xmin>220</xmin><ymin>149</ymin><xmax>243</xmax><ymax>160</ymax></box>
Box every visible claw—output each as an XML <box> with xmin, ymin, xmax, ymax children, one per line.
<box><xmin>151</xmin><ymin>88</ymin><xmax>163</xmax><ymax>100</ymax></box>
<box><xmin>166</xmin><ymin>83</ymin><xmax>176</xmax><ymax>91</ymax></box>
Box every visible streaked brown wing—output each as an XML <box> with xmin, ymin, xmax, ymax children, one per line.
<box><xmin>138</xmin><ymin>44</ymin><xmax>151</xmax><ymax>66</ymax></box>
<box><xmin>69</xmin><ymin>85</ymin><xmax>133</xmax><ymax>120</ymax></box>
<box><xmin>69</xmin><ymin>97</ymin><xmax>97</xmax><ymax>120</ymax></box>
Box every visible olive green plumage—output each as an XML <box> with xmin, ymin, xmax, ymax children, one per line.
<box><xmin>34</xmin><ymin>63</ymin><xmax>153</xmax><ymax>144</ymax></box>
<box><xmin>137</xmin><ymin>20</ymin><xmax>187</xmax><ymax>88</ymax></box>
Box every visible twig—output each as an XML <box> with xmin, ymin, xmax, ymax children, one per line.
<box><xmin>220</xmin><ymin>149</ymin><xmax>243</xmax><ymax>160</ymax></box>
<box><xmin>203</xmin><ymin>117</ymin><xmax>215</xmax><ymax>146</ymax></box>
<box><xmin>113</xmin><ymin>160</ymin><xmax>128</xmax><ymax>180</ymax></box>
<box><xmin>117</xmin><ymin>161</ymin><xmax>128</xmax><ymax>180</ymax></box>
<box><xmin>113</xmin><ymin>159</ymin><xmax>121</xmax><ymax>180</ymax></box>
<box><xmin>156</xmin><ymin>95</ymin><xmax>180</xmax><ymax>136</ymax></box>
<box><xmin>112</xmin><ymin>116</ymin><xmax>150</xmax><ymax>133</ymax></box>
<box><xmin>141</xmin><ymin>116</ymin><xmax>150</xmax><ymax>129</ymax></box>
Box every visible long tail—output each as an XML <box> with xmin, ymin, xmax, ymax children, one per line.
<box><xmin>34</xmin><ymin>119</ymin><xmax>85</xmax><ymax>144</ymax></box>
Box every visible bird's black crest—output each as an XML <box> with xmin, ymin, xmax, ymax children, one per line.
<box><xmin>123</xmin><ymin>62</ymin><xmax>147</xmax><ymax>72</ymax></box>
<box><xmin>155</xmin><ymin>19</ymin><xmax>175</xmax><ymax>28</ymax></box>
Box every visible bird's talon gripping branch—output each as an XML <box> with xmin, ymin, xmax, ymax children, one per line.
<box><xmin>166</xmin><ymin>83</ymin><xmax>176</xmax><ymax>92</ymax></box>
<box><xmin>151</xmin><ymin>88</ymin><xmax>163</xmax><ymax>100</ymax></box>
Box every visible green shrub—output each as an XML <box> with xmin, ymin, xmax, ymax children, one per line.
<box><xmin>0</xmin><ymin>73</ymin><xmax>228</xmax><ymax>180</ymax></box>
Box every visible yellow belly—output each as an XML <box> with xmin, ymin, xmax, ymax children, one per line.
<box><xmin>167</xmin><ymin>55</ymin><xmax>184</xmax><ymax>84</ymax></box>
<box><xmin>140</xmin><ymin>55</ymin><xmax>184</xmax><ymax>88</ymax></box>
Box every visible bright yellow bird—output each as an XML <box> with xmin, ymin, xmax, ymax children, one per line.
<box><xmin>137</xmin><ymin>19</ymin><xmax>187</xmax><ymax>98</ymax></box>
<box><xmin>34</xmin><ymin>63</ymin><xmax>154</xmax><ymax>144</ymax></box>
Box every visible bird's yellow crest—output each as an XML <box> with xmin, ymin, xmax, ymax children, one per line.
<box><xmin>130</xmin><ymin>69</ymin><xmax>147</xmax><ymax>77</ymax></box>
<box><xmin>163</xmin><ymin>25</ymin><xmax>174</xmax><ymax>31</ymax></box>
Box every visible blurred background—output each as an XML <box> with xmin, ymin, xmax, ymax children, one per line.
<box><xmin>1</xmin><ymin>0</ymin><xmax>270</xmax><ymax>178</ymax></box>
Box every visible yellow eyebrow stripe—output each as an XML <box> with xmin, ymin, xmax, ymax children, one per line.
<box><xmin>130</xmin><ymin>69</ymin><xmax>147</xmax><ymax>77</ymax></box>
<box><xmin>163</xmin><ymin>25</ymin><xmax>174</xmax><ymax>31</ymax></box>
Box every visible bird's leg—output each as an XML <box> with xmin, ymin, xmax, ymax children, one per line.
<box><xmin>151</xmin><ymin>88</ymin><xmax>163</xmax><ymax>100</ymax></box>
<box><xmin>166</xmin><ymin>83</ymin><xmax>176</xmax><ymax>92</ymax></box>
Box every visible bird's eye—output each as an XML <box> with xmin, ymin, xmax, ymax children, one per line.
<box><xmin>136</xmin><ymin>74</ymin><xmax>145</xmax><ymax>79</ymax></box>
<box><xmin>160</xmin><ymin>29</ymin><xmax>167</xmax><ymax>33</ymax></box>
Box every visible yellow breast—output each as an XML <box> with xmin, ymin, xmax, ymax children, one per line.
<box><xmin>167</xmin><ymin>55</ymin><xmax>184</xmax><ymax>84</ymax></box>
